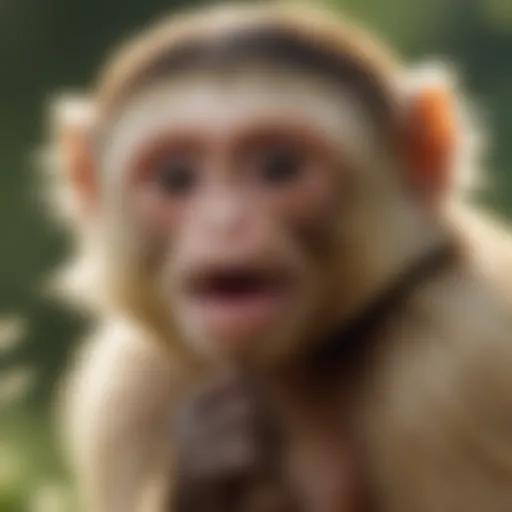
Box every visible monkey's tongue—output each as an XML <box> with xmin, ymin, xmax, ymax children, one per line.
<box><xmin>191</xmin><ymin>273</ymin><xmax>290</xmax><ymax>338</ymax></box>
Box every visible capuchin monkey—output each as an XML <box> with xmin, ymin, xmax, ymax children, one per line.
<box><xmin>46</xmin><ymin>3</ymin><xmax>512</xmax><ymax>512</ymax></box>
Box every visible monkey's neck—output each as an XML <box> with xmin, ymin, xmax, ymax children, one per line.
<box><xmin>311</xmin><ymin>238</ymin><xmax>460</xmax><ymax>372</ymax></box>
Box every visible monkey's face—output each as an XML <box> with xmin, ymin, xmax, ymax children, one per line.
<box><xmin>98</xmin><ymin>69</ymin><xmax>390</xmax><ymax>363</ymax></box>
<box><xmin>58</xmin><ymin>5</ymin><xmax>457</xmax><ymax>366</ymax></box>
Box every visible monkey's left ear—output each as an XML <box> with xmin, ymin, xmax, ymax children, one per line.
<box><xmin>52</xmin><ymin>95</ymin><xmax>98</xmax><ymax>215</ymax></box>
<box><xmin>398</xmin><ymin>64</ymin><xmax>460</xmax><ymax>205</ymax></box>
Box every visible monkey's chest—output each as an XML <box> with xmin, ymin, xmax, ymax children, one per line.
<box><xmin>284</xmin><ymin>425</ymin><xmax>360</xmax><ymax>512</ymax></box>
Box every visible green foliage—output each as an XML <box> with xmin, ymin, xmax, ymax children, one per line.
<box><xmin>0</xmin><ymin>409</ymin><xmax>72</xmax><ymax>512</ymax></box>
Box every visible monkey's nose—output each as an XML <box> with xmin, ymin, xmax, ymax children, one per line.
<box><xmin>200</xmin><ymin>190</ymin><xmax>255</xmax><ymax>240</ymax></box>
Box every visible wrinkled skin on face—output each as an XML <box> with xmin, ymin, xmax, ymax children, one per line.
<box><xmin>97</xmin><ymin>68</ymin><xmax>384</xmax><ymax>365</ymax></box>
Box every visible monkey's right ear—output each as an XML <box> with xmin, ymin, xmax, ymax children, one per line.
<box><xmin>51</xmin><ymin>95</ymin><xmax>98</xmax><ymax>214</ymax></box>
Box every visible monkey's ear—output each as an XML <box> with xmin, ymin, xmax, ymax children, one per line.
<box><xmin>399</xmin><ymin>64</ymin><xmax>460</xmax><ymax>204</ymax></box>
<box><xmin>51</xmin><ymin>95</ymin><xmax>98</xmax><ymax>214</ymax></box>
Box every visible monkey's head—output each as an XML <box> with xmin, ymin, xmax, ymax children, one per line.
<box><xmin>52</xmin><ymin>3</ymin><xmax>467</xmax><ymax>366</ymax></box>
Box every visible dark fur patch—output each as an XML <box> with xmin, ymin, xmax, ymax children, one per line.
<box><xmin>311</xmin><ymin>240</ymin><xmax>461</xmax><ymax>376</ymax></box>
<box><xmin>102</xmin><ymin>24</ymin><xmax>395</xmax><ymax>130</ymax></box>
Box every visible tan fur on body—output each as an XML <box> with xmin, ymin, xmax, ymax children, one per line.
<box><xmin>355</xmin><ymin>206</ymin><xmax>512</xmax><ymax>511</ymax></box>
<box><xmin>46</xmin><ymin>3</ymin><xmax>512</xmax><ymax>512</ymax></box>
<box><xmin>63</xmin><ymin>216</ymin><xmax>512</xmax><ymax>512</ymax></box>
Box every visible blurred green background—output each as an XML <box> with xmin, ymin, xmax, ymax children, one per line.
<box><xmin>0</xmin><ymin>0</ymin><xmax>510</xmax><ymax>510</ymax></box>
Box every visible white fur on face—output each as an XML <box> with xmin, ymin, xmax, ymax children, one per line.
<box><xmin>99</xmin><ymin>68</ymin><xmax>383</xmax><ymax>191</ymax></box>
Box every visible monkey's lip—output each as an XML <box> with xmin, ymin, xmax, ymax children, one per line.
<box><xmin>184</xmin><ymin>267</ymin><xmax>295</xmax><ymax>339</ymax></box>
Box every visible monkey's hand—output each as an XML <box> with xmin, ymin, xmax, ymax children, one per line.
<box><xmin>171</xmin><ymin>369</ymin><xmax>300</xmax><ymax>512</ymax></box>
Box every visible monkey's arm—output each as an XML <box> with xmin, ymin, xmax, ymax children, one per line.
<box><xmin>63</xmin><ymin>328</ymin><xmax>301</xmax><ymax>512</ymax></box>
<box><xmin>62</xmin><ymin>322</ymin><xmax>178</xmax><ymax>512</ymax></box>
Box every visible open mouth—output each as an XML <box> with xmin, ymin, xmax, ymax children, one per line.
<box><xmin>193</xmin><ymin>268</ymin><xmax>288</xmax><ymax>299</ymax></box>
<box><xmin>184</xmin><ymin>266</ymin><xmax>295</xmax><ymax>341</ymax></box>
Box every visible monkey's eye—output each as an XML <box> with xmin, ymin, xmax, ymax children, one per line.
<box><xmin>154</xmin><ymin>157</ymin><xmax>198</xmax><ymax>196</ymax></box>
<box><xmin>253</xmin><ymin>145</ymin><xmax>304</xmax><ymax>186</ymax></box>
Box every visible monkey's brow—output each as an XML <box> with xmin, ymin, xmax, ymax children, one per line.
<box><xmin>102</xmin><ymin>25</ymin><xmax>396</xmax><ymax>130</ymax></box>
